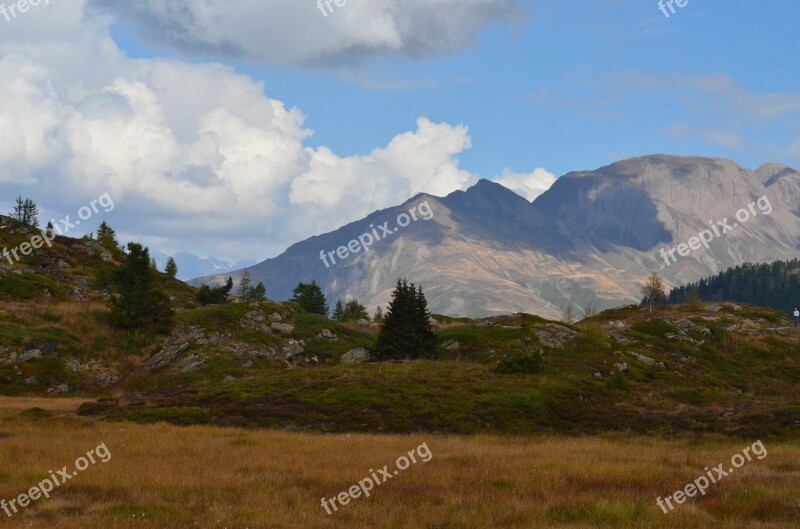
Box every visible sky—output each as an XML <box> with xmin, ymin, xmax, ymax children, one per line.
<box><xmin>0</xmin><ymin>0</ymin><xmax>798</xmax><ymax>264</ymax></box>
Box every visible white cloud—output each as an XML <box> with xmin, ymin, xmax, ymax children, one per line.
<box><xmin>85</xmin><ymin>0</ymin><xmax>523</xmax><ymax>66</ymax></box>
<box><xmin>493</xmin><ymin>168</ymin><xmax>556</xmax><ymax>201</ymax></box>
<box><xmin>0</xmin><ymin>1</ymin><xmax>478</xmax><ymax>262</ymax></box>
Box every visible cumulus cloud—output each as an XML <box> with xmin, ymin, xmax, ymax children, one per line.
<box><xmin>0</xmin><ymin>0</ymin><xmax>479</xmax><ymax>262</ymax></box>
<box><xmin>493</xmin><ymin>168</ymin><xmax>556</xmax><ymax>201</ymax></box>
<box><xmin>84</xmin><ymin>0</ymin><xmax>522</xmax><ymax>65</ymax></box>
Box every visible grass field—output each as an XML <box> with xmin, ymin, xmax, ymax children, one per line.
<box><xmin>1</xmin><ymin>398</ymin><xmax>799</xmax><ymax>528</ymax></box>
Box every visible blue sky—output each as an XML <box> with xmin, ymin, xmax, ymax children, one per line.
<box><xmin>1</xmin><ymin>0</ymin><xmax>798</xmax><ymax>262</ymax></box>
<box><xmin>112</xmin><ymin>0</ymin><xmax>800</xmax><ymax>178</ymax></box>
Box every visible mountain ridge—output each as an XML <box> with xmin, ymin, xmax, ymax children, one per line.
<box><xmin>191</xmin><ymin>155</ymin><xmax>800</xmax><ymax>318</ymax></box>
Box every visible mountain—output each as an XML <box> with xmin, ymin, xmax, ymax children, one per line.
<box><xmin>191</xmin><ymin>155</ymin><xmax>800</xmax><ymax>319</ymax></box>
<box><xmin>152</xmin><ymin>251</ymin><xmax>254</xmax><ymax>281</ymax></box>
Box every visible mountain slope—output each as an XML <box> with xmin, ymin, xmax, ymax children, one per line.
<box><xmin>192</xmin><ymin>155</ymin><xmax>800</xmax><ymax>319</ymax></box>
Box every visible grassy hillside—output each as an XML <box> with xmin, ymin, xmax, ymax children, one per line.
<box><xmin>3</xmin><ymin>217</ymin><xmax>800</xmax><ymax>436</ymax></box>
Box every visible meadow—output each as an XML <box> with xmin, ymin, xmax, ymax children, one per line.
<box><xmin>1</xmin><ymin>397</ymin><xmax>798</xmax><ymax>528</ymax></box>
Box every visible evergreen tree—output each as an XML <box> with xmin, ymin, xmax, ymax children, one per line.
<box><xmin>164</xmin><ymin>257</ymin><xmax>178</xmax><ymax>279</ymax></box>
<box><xmin>373</xmin><ymin>305</ymin><xmax>384</xmax><ymax>323</ymax></box>
<box><xmin>414</xmin><ymin>286</ymin><xmax>436</xmax><ymax>354</ymax></box>
<box><xmin>196</xmin><ymin>276</ymin><xmax>234</xmax><ymax>306</ymax></box>
<box><xmin>238</xmin><ymin>270</ymin><xmax>253</xmax><ymax>299</ymax></box>
<box><xmin>376</xmin><ymin>279</ymin><xmax>436</xmax><ymax>360</ymax></box>
<box><xmin>291</xmin><ymin>281</ymin><xmax>328</xmax><ymax>315</ymax></box>
<box><xmin>223</xmin><ymin>276</ymin><xmax>234</xmax><ymax>296</ymax></box>
<box><xmin>342</xmin><ymin>299</ymin><xmax>369</xmax><ymax>321</ymax></box>
<box><xmin>11</xmin><ymin>197</ymin><xmax>39</xmax><ymax>227</ymax></box>
<box><xmin>109</xmin><ymin>243</ymin><xmax>174</xmax><ymax>332</ymax></box>
<box><xmin>97</xmin><ymin>221</ymin><xmax>119</xmax><ymax>251</ymax></box>
<box><xmin>666</xmin><ymin>258</ymin><xmax>800</xmax><ymax>316</ymax></box>
<box><xmin>332</xmin><ymin>300</ymin><xmax>345</xmax><ymax>321</ymax></box>
<box><xmin>249</xmin><ymin>282</ymin><xmax>267</xmax><ymax>301</ymax></box>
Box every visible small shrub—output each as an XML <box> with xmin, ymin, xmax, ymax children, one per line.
<box><xmin>495</xmin><ymin>351</ymin><xmax>543</xmax><ymax>375</ymax></box>
<box><xmin>606</xmin><ymin>370</ymin><xmax>630</xmax><ymax>391</ymax></box>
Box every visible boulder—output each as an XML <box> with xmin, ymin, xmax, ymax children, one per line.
<box><xmin>280</xmin><ymin>340</ymin><xmax>304</xmax><ymax>359</ymax></box>
<box><xmin>145</xmin><ymin>342</ymin><xmax>190</xmax><ymax>371</ymax></box>
<box><xmin>340</xmin><ymin>348</ymin><xmax>370</xmax><ymax>365</ymax></box>
<box><xmin>271</xmin><ymin>322</ymin><xmax>294</xmax><ymax>334</ymax></box>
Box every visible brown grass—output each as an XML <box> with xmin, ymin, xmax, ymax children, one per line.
<box><xmin>1</xmin><ymin>397</ymin><xmax>798</xmax><ymax>528</ymax></box>
<box><xmin>0</xmin><ymin>300</ymin><xmax>113</xmax><ymax>343</ymax></box>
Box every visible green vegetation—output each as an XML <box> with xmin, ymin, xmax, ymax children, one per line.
<box><xmin>668</xmin><ymin>258</ymin><xmax>800</xmax><ymax>315</ymax></box>
<box><xmin>376</xmin><ymin>278</ymin><xmax>436</xmax><ymax>359</ymax></box>
<box><xmin>331</xmin><ymin>299</ymin><xmax>369</xmax><ymax>321</ymax></box>
<box><xmin>109</xmin><ymin>242</ymin><xmax>174</xmax><ymax>332</ymax></box>
<box><xmin>10</xmin><ymin>196</ymin><xmax>39</xmax><ymax>227</ymax></box>
<box><xmin>290</xmin><ymin>281</ymin><xmax>328</xmax><ymax>315</ymax></box>
<box><xmin>196</xmin><ymin>277</ymin><xmax>233</xmax><ymax>305</ymax></box>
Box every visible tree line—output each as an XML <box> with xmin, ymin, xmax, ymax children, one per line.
<box><xmin>667</xmin><ymin>259</ymin><xmax>800</xmax><ymax>315</ymax></box>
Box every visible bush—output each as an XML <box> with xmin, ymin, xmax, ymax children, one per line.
<box><xmin>495</xmin><ymin>351</ymin><xmax>543</xmax><ymax>375</ymax></box>
<box><xmin>606</xmin><ymin>370</ymin><xmax>630</xmax><ymax>391</ymax></box>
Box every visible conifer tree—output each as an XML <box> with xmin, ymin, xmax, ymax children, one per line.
<box><xmin>97</xmin><ymin>221</ymin><xmax>119</xmax><ymax>251</ymax></box>
<box><xmin>164</xmin><ymin>257</ymin><xmax>178</xmax><ymax>279</ymax></box>
<box><xmin>11</xmin><ymin>197</ymin><xmax>39</xmax><ymax>227</ymax></box>
<box><xmin>109</xmin><ymin>243</ymin><xmax>174</xmax><ymax>332</ymax></box>
<box><xmin>376</xmin><ymin>279</ymin><xmax>436</xmax><ymax>359</ymax></box>
<box><xmin>238</xmin><ymin>270</ymin><xmax>253</xmax><ymax>299</ymax></box>
<box><xmin>332</xmin><ymin>300</ymin><xmax>345</xmax><ymax>321</ymax></box>
<box><xmin>291</xmin><ymin>281</ymin><xmax>328</xmax><ymax>315</ymax></box>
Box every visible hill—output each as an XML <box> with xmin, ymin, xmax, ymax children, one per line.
<box><xmin>2</xmin><ymin>213</ymin><xmax>799</xmax><ymax>437</ymax></box>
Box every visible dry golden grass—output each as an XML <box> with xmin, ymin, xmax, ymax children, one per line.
<box><xmin>0</xmin><ymin>300</ymin><xmax>114</xmax><ymax>343</ymax></box>
<box><xmin>0</xmin><ymin>397</ymin><xmax>798</xmax><ymax>528</ymax></box>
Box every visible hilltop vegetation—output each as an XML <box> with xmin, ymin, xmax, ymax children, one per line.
<box><xmin>668</xmin><ymin>259</ymin><xmax>800</xmax><ymax>315</ymax></box>
<box><xmin>2</xmin><ymin>215</ymin><xmax>800</xmax><ymax>437</ymax></box>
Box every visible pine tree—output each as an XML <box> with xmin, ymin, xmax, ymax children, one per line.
<box><xmin>97</xmin><ymin>221</ymin><xmax>118</xmax><ymax>251</ymax></box>
<box><xmin>164</xmin><ymin>257</ymin><xmax>178</xmax><ymax>279</ymax></box>
<box><xmin>223</xmin><ymin>277</ymin><xmax>234</xmax><ymax>296</ymax></box>
<box><xmin>343</xmin><ymin>299</ymin><xmax>369</xmax><ymax>321</ymax></box>
<box><xmin>109</xmin><ymin>243</ymin><xmax>174</xmax><ymax>332</ymax></box>
<box><xmin>414</xmin><ymin>286</ymin><xmax>436</xmax><ymax>354</ymax></box>
<box><xmin>250</xmin><ymin>282</ymin><xmax>267</xmax><ymax>301</ymax></box>
<box><xmin>373</xmin><ymin>305</ymin><xmax>384</xmax><ymax>322</ymax></box>
<box><xmin>291</xmin><ymin>281</ymin><xmax>328</xmax><ymax>315</ymax></box>
<box><xmin>196</xmin><ymin>276</ymin><xmax>234</xmax><ymax>306</ymax></box>
<box><xmin>376</xmin><ymin>279</ymin><xmax>436</xmax><ymax>360</ymax></box>
<box><xmin>332</xmin><ymin>300</ymin><xmax>345</xmax><ymax>321</ymax></box>
<box><xmin>11</xmin><ymin>197</ymin><xmax>39</xmax><ymax>227</ymax></box>
<box><xmin>238</xmin><ymin>270</ymin><xmax>252</xmax><ymax>299</ymax></box>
